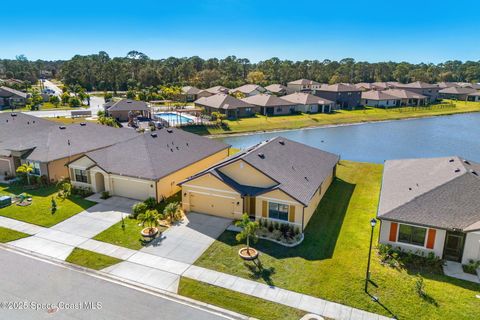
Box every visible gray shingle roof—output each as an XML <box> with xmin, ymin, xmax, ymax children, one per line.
<box><xmin>230</xmin><ymin>84</ymin><xmax>265</xmax><ymax>94</ymax></box>
<box><xmin>317</xmin><ymin>83</ymin><xmax>362</xmax><ymax>92</ymax></box>
<box><xmin>241</xmin><ymin>94</ymin><xmax>296</xmax><ymax>107</ymax></box>
<box><xmin>0</xmin><ymin>86</ymin><xmax>28</xmax><ymax>99</ymax></box>
<box><xmin>194</xmin><ymin>93</ymin><xmax>252</xmax><ymax>110</ymax></box>
<box><xmin>106</xmin><ymin>99</ymin><xmax>149</xmax><ymax>112</ymax></box>
<box><xmin>361</xmin><ymin>90</ymin><xmax>399</xmax><ymax>100</ymax></box>
<box><xmin>205</xmin><ymin>86</ymin><xmax>230</xmax><ymax>94</ymax></box>
<box><xmin>265</xmin><ymin>84</ymin><xmax>287</xmax><ymax>93</ymax></box>
<box><xmin>378</xmin><ymin>157</ymin><xmax>480</xmax><ymax>231</ymax></box>
<box><xmin>439</xmin><ymin>87</ymin><xmax>476</xmax><ymax>95</ymax></box>
<box><xmin>382</xmin><ymin>89</ymin><xmax>427</xmax><ymax>99</ymax></box>
<box><xmin>182</xmin><ymin>86</ymin><xmax>202</xmax><ymax>95</ymax></box>
<box><xmin>86</xmin><ymin>128</ymin><xmax>230</xmax><ymax>180</ymax></box>
<box><xmin>395</xmin><ymin>81</ymin><xmax>439</xmax><ymax>89</ymax></box>
<box><xmin>281</xmin><ymin>92</ymin><xmax>334</xmax><ymax>105</ymax></box>
<box><xmin>182</xmin><ymin>137</ymin><xmax>339</xmax><ymax>205</ymax></box>
<box><xmin>288</xmin><ymin>79</ymin><xmax>321</xmax><ymax>86</ymax></box>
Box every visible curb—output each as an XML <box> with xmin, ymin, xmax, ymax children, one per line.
<box><xmin>0</xmin><ymin>243</ymin><xmax>250</xmax><ymax>320</ymax></box>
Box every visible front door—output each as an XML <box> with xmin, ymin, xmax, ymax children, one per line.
<box><xmin>443</xmin><ymin>231</ymin><xmax>465</xmax><ymax>262</ymax></box>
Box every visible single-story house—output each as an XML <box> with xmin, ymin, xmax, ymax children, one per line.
<box><xmin>0</xmin><ymin>86</ymin><xmax>28</xmax><ymax>110</ymax></box>
<box><xmin>393</xmin><ymin>81</ymin><xmax>439</xmax><ymax>103</ymax></box>
<box><xmin>68</xmin><ymin>128</ymin><xmax>230</xmax><ymax>201</ymax></box>
<box><xmin>467</xmin><ymin>92</ymin><xmax>480</xmax><ymax>102</ymax></box>
<box><xmin>204</xmin><ymin>86</ymin><xmax>230</xmax><ymax>95</ymax></box>
<box><xmin>265</xmin><ymin>84</ymin><xmax>287</xmax><ymax>96</ymax></box>
<box><xmin>194</xmin><ymin>93</ymin><xmax>258</xmax><ymax>118</ymax></box>
<box><xmin>0</xmin><ymin>112</ymin><xmax>137</xmax><ymax>181</ymax></box>
<box><xmin>439</xmin><ymin>87</ymin><xmax>477</xmax><ymax>100</ymax></box>
<box><xmin>179</xmin><ymin>137</ymin><xmax>339</xmax><ymax>230</ymax></box>
<box><xmin>230</xmin><ymin>84</ymin><xmax>266</xmax><ymax>97</ymax></box>
<box><xmin>241</xmin><ymin>94</ymin><xmax>297</xmax><ymax>116</ymax></box>
<box><xmin>180</xmin><ymin>86</ymin><xmax>212</xmax><ymax>102</ymax></box>
<box><xmin>361</xmin><ymin>90</ymin><xmax>401</xmax><ymax>108</ymax></box>
<box><xmin>315</xmin><ymin>83</ymin><xmax>362</xmax><ymax>110</ymax></box>
<box><xmin>286</xmin><ymin>79</ymin><xmax>323</xmax><ymax>94</ymax></box>
<box><xmin>377</xmin><ymin>156</ymin><xmax>480</xmax><ymax>264</ymax></box>
<box><xmin>382</xmin><ymin>89</ymin><xmax>428</xmax><ymax>106</ymax></box>
<box><xmin>104</xmin><ymin>99</ymin><xmax>151</xmax><ymax>122</ymax></box>
<box><xmin>281</xmin><ymin>92</ymin><xmax>334</xmax><ymax>113</ymax></box>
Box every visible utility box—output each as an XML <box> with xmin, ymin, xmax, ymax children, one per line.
<box><xmin>0</xmin><ymin>195</ymin><xmax>12</xmax><ymax>208</ymax></box>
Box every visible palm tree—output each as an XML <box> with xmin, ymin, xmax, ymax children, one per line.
<box><xmin>163</xmin><ymin>202</ymin><xmax>180</xmax><ymax>222</ymax></box>
<box><xmin>16</xmin><ymin>163</ymin><xmax>34</xmax><ymax>185</ymax></box>
<box><xmin>137</xmin><ymin>209</ymin><xmax>161</xmax><ymax>235</ymax></box>
<box><xmin>235</xmin><ymin>214</ymin><xmax>259</xmax><ymax>253</ymax></box>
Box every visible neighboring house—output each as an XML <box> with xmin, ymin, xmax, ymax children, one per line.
<box><xmin>204</xmin><ymin>86</ymin><xmax>230</xmax><ymax>95</ymax></box>
<box><xmin>437</xmin><ymin>82</ymin><xmax>460</xmax><ymax>90</ymax></box>
<box><xmin>315</xmin><ymin>83</ymin><xmax>362</xmax><ymax>109</ymax></box>
<box><xmin>180</xmin><ymin>137</ymin><xmax>339</xmax><ymax>231</ymax></box>
<box><xmin>286</xmin><ymin>79</ymin><xmax>323</xmax><ymax>94</ymax></box>
<box><xmin>194</xmin><ymin>93</ymin><xmax>257</xmax><ymax>118</ymax></box>
<box><xmin>354</xmin><ymin>83</ymin><xmax>376</xmax><ymax>91</ymax></box>
<box><xmin>0</xmin><ymin>86</ymin><xmax>28</xmax><ymax>110</ymax></box>
<box><xmin>281</xmin><ymin>92</ymin><xmax>335</xmax><ymax>113</ymax></box>
<box><xmin>230</xmin><ymin>84</ymin><xmax>266</xmax><ymax>97</ymax></box>
<box><xmin>361</xmin><ymin>90</ymin><xmax>401</xmax><ymax>108</ymax></box>
<box><xmin>371</xmin><ymin>82</ymin><xmax>399</xmax><ymax>90</ymax></box>
<box><xmin>439</xmin><ymin>87</ymin><xmax>477</xmax><ymax>100</ymax></box>
<box><xmin>68</xmin><ymin>128</ymin><xmax>229</xmax><ymax>201</ymax></box>
<box><xmin>382</xmin><ymin>89</ymin><xmax>428</xmax><ymax>106</ymax></box>
<box><xmin>0</xmin><ymin>113</ymin><xmax>137</xmax><ymax>181</ymax></box>
<box><xmin>241</xmin><ymin>94</ymin><xmax>297</xmax><ymax>116</ymax></box>
<box><xmin>105</xmin><ymin>99</ymin><xmax>151</xmax><ymax>122</ymax></box>
<box><xmin>467</xmin><ymin>92</ymin><xmax>480</xmax><ymax>102</ymax></box>
<box><xmin>377</xmin><ymin>156</ymin><xmax>480</xmax><ymax>265</ymax></box>
<box><xmin>393</xmin><ymin>81</ymin><xmax>439</xmax><ymax>103</ymax></box>
<box><xmin>457</xmin><ymin>82</ymin><xmax>480</xmax><ymax>90</ymax></box>
<box><xmin>265</xmin><ymin>84</ymin><xmax>287</xmax><ymax>96</ymax></box>
<box><xmin>180</xmin><ymin>86</ymin><xmax>211</xmax><ymax>102</ymax></box>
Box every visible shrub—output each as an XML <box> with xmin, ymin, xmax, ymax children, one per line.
<box><xmin>164</xmin><ymin>201</ymin><xmax>182</xmax><ymax>222</ymax></box>
<box><xmin>132</xmin><ymin>202</ymin><xmax>148</xmax><ymax>218</ymax></box>
<box><xmin>273</xmin><ymin>221</ymin><xmax>279</xmax><ymax>231</ymax></box>
<box><xmin>143</xmin><ymin>197</ymin><xmax>157</xmax><ymax>210</ymax></box>
<box><xmin>57</xmin><ymin>180</ymin><xmax>72</xmax><ymax>200</ymax></box>
<box><xmin>463</xmin><ymin>260</ymin><xmax>480</xmax><ymax>275</ymax></box>
<box><xmin>100</xmin><ymin>191</ymin><xmax>110</xmax><ymax>199</ymax></box>
<box><xmin>51</xmin><ymin>197</ymin><xmax>57</xmax><ymax>215</ymax></box>
<box><xmin>415</xmin><ymin>274</ymin><xmax>427</xmax><ymax>298</ymax></box>
<box><xmin>377</xmin><ymin>244</ymin><xmax>443</xmax><ymax>273</ymax></box>
<box><xmin>72</xmin><ymin>186</ymin><xmax>93</xmax><ymax>198</ymax></box>
<box><xmin>267</xmin><ymin>220</ymin><xmax>274</xmax><ymax>233</ymax></box>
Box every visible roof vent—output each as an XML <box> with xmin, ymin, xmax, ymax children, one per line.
<box><xmin>408</xmin><ymin>187</ymin><xmax>412</xmax><ymax>191</ymax></box>
<box><xmin>151</xmin><ymin>133</ymin><xmax>157</xmax><ymax>138</ymax></box>
<box><xmin>176</xmin><ymin>146</ymin><xmax>179</xmax><ymax>150</ymax></box>
<box><xmin>472</xmin><ymin>170</ymin><xmax>478</xmax><ymax>176</ymax></box>
<box><xmin>186</xmin><ymin>142</ymin><xmax>189</xmax><ymax>147</ymax></box>
<box><xmin>59</xmin><ymin>126</ymin><xmax>66</xmax><ymax>130</ymax></box>
<box><xmin>170</xmin><ymin>148</ymin><xmax>174</xmax><ymax>152</ymax></box>
<box><xmin>80</xmin><ymin>122</ymin><xmax>86</xmax><ymax>126</ymax></box>
<box><xmin>455</xmin><ymin>169</ymin><xmax>461</xmax><ymax>173</ymax></box>
<box><xmin>258</xmin><ymin>153</ymin><xmax>265</xmax><ymax>159</ymax></box>
<box><xmin>33</xmin><ymin>120</ymin><xmax>35</xmax><ymax>123</ymax></box>
<box><xmin>449</xmin><ymin>159</ymin><xmax>454</xmax><ymax>162</ymax></box>
<box><xmin>167</xmin><ymin>129</ymin><xmax>173</xmax><ymax>133</ymax></box>
<box><xmin>304</xmin><ymin>176</ymin><xmax>309</xmax><ymax>181</ymax></box>
<box><xmin>279</xmin><ymin>140</ymin><xmax>285</xmax><ymax>145</ymax></box>
<box><xmin>10</xmin><ymin>113</ymin><xmax>17</xmax><ymax>117</ymax></box>
<box><xmin>27</xmin><ymin>121</ymin><xmax>29</xmax><ymax>124</ymax></box>
<box><xmin>464</xmin><ymin>160</ymin><xmax>471</xmax><ymax>165</ymax></box>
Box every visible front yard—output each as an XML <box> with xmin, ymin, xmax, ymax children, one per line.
<box><xmin>193</xmin><ymin>161</ymin><xmax>480</xmax><ymax>319</ymax></box>
<box><xmin>65</xmin><ymin>248</ymin><xmax>122</xmax><ymax>270</ymax></box>
<box><xmin>0</xmin><ymin>226</ymin><xmax>30</xmax><ymax>243</ymax></box>
<box><xmin>0</xmin><ymin>184</ymin><xmax>95</xmax><ymax>227</ymax></box>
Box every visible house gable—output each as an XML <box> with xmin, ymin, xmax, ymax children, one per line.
<box><xmin>218</xmin><ymin>159</ymin><xmax>277</xmax><ymax>188</ymax></box>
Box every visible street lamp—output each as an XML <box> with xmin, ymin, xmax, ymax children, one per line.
<box><xmin>365</xmin><ymin>218</ymin><xmax>377</xmax><ymax>293</ymax></box>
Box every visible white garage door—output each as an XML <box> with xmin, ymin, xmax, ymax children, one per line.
<box><xmin>189</xmin><ymin>192</ymin><xmax>236</xmax><ymax>218</ymax></box>
<box><xmin>0</xmin><ymin>159</ymin><xmax>12</xmax><ymax>176</ymax></box>
<box><xmin>111</xmin><ymin>177</ymin><xmax>152</xmax><ymax>200</ymax></box>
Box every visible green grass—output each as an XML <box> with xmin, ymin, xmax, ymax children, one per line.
<box><xmin>0</xmin><ymin>226</ymin><xmax>30</xmax><ymax>243</ymax></box>
<box><xmin>178</xmin><ymin>278</ymin><xmax>306</xmax><ymax>320</ymax></box>
<box><xmin>65</xmin><ymin>248</ymin><xmax>122</xmax><ymax>270</ymax></box>
<box><xmin>46</xmin><ymin>117</ymin><xmax>97</xmax><ymax>125</ymax></box>
<box><xmin>0</xmin><ymin>184</ymin><xmax>96</xmax><ymax>227</ymax></box>
<box><xmin>183</xmin><ymin>100</ymin><xmax>480</xmax><ymax>135</ymax></box>
<box><xmin>194</xmin><ymin>161</ymin><xmax>480</xmax><ymax>319</ymax></box>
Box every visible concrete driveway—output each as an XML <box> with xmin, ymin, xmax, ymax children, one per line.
<box><xmin>140</xmin><ymin>212</ymin><xmax>232</xmax><ymax>264</ymax></box>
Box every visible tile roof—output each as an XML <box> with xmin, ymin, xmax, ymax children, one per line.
<box><xmin>382</xmin><ymin>89</ymin><xmax>427</xmax><ymax>99</ymax></box>
<box><xmin>204</xmin><ymin>86</ymin><xmax>230</xmax><ymax>94</ymax></box>
<box><xmin>105</xmin><ymin>99</ymin><xmax>149</xmax><ymax>112</ymax></box>
<box><xmin>194</xmin><ymin>93</ymin><xmax>252</xmax><ymax>110</ymax></box>
<box><xmin>394</xmin><ymin>81</ymin><xmax>439</xmax><ymax>89</ymax></box>
<box><xmin>317</xmin><ymin>83</ymin><xmax>362</xmax><ymax>92</ymax></box>
<box><xmin>378</xmin><ymin>157</ymin><xmax>480</xmax><ymax>231</ymax></box>
<box><xmin>182</xmin><ymin>137</ymin><xmax>339</xmax><ymax>206</ymax></box>
<box><xmin>287</xmin><ymin>79</ymin><xmax>321</xmax><ymax>86</ymax></box>
<box><xmin>361</xmin><ymin>90</ymin><xmax>399</xmax><ymax>100</ymax></box>
<box><xmin>230</xmin><ymin>84</ymin><xmax>265</xmax><ymax>94</ymax></box>
<box><xmin>265</xmin><ymin>84</ymin><xmax>287</xmax><ymax>93</ymax></box>
<box><xmin>181</xmin><ymin>86</ymin><xmax>202</xmax><ymax>95</ymax></box>
<box><xmin>241</xmin><ymin>94</ymin><xmax>296</xmax><ymax>107</ymax></box>
<box><xmin>281</xmin><ymin>92</ymin><xmax>334</xmax><ymax>105</ymax></box>
<box><xmin>439</xmin><ymin>87</ymin><xmax>476</xmax><ymax>95</ymax></box>
<box><xmin>85</xmin><ymin>128</ymin><xmax>229</xmax><ymax>181</ymax></box>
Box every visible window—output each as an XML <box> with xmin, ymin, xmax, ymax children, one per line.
<box><xmin>398</xmin><ymin>224</ymin><xmax>427</xmax><ymax>246</ymax></box>
<box><xmin>268</xmin><ymin>202</ymin><xmax>289</xmax><ymax>221</ymax></box>
<box><xmin>276</xmin><ymin>107</ymin><xmax>283</xmax><ymax>112</ymax></box>
<box><xmin>28</xmin><ymin>161</ymin><xmax>41</xmax><ymax>175</ymax></box>
<box><xmin>74</xmin><ymin>169</ymin><xmax>88</xmax><ymax>183</ymax></box>
<box><xmin>245</xmin><ymin>107</ymin><xmax>252</xmax><ymax>113</ymax></box>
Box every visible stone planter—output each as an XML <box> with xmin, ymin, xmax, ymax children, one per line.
<box><xmin>238</xmin><ymin>247</ymin><xmax>259</xmax><ymax>260</ymax></box>
<box><xmin>141</xmin><ymin>227</ymin><xmax>159</xmax><ymax>240</ymax></box>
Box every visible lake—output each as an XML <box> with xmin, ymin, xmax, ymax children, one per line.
<box><xmin>216</xmin><ymin>113</ymin><xmax>480</xmax><ymax>163</ymax></box>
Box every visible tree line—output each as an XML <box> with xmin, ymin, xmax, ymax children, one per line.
<box><xmin>1</xmin><ymin>51</ymin><xmax>480</xmax><ymax>91</ymax></box>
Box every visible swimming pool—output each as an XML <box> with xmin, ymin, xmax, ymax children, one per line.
<box><xmin>154</xmin><ymin>113</ymin><xmax>194</xmax><ymax>125</ymax></box>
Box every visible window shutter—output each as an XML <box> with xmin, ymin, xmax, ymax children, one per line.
<box><xmin>289</xmin><ymin>205</ymin><xmax>295</xmax><ymax>223</ymax></box>
<box><xmin>426</xmin><ymin>229</ymin><xmax>436</xmax><ymax>249</ymax></box>
<box><xmin>389</xmin><ymin>222</ymin><xmax>398</xmax><ymax>242</ymax></box>
<box><xmin>262</xmin><ymin>201</ymin><xmax>267</xmax><ymax>218</ymax></box>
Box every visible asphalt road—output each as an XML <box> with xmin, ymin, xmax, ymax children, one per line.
<box><xmin>0</xmin><ymin>247</ymin><xmax>236</xmax><ymax>320</ymax></box>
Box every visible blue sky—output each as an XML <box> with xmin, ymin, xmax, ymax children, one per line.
<box><xmin>5</xmin><ymin>0</ymin><xmax>480</xmax><ymax>63</ymax></box>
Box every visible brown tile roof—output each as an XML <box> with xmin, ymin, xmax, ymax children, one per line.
<box><xmin>265</xmin><ymin>84</ymin><xmax>287</xmax><ymax>93</ymax></box>
<box><xmin>382</xmin><ymin>89</ymin><xmax>427</xmax><ymax>99</ymax></box>
<box><xmin>288</xmin><ymin>79</ymin><xmax>321</xmax><ymax>86</ymax></box>
<box><xmin>230</xmin><ymin>84</ymin><xmax>265</xmax><ymax>95</ymax></box>
<box><xmin>361</xmin><ymin>90</ymin><xmax>399</xmax><ymax>100</ymax></box>
<box><xmin>204</xmin><ymin>86</ymin><xmax>230</xmax><ymax>94</ymax></box>
<box><xmin>241</xmin><ymin>94</ymin><xmax>296</xmax><ymax>107</ymax></box>
<box><xmin>281</xmin><ymin>92</ymin><xmax>334</xmax><ymax>105</ymax></box>
<box><xmin>194</xmin><ymin>93</ymin><xmax>252</xmax><ymax>110</ymax></box>
<box><xmin>395</xmin><ymin>81</ymin><xmax>439</xmax><ymax>89</ymax></box>
<box><xmin>439</xmin><ymin>87</ymin><xmax>476</xmax><ymax>95</ymax></box>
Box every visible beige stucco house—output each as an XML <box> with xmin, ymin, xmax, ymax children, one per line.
<box><xmin>377</xmin><ymin>156</ymin><xmax>480</xmax><ymax>265</ymax></box>
<box><xmin>180</xmin><ymin>137</ymin><xmax>339</xmax><ymax>231</ymax></box>
<box><xmin>68</xmin><ymin>128</ymin><xmax>229</xmax><ymax>201</ymax></box>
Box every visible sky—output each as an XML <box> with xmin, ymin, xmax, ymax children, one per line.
<box><xmin>4</xmin><ymin>0</ymin><xmax>480</xmax><ymax>63</ymax></box>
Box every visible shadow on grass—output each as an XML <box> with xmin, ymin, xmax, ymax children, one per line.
<box><xmin>244</xmin><ymin>258</ymin><xmax>276</xmax><ymax>287</ymax></box>
<box><xmin>215</xmin><ymin>176</ymin><xmax>355</xmax><ymax>261</ymax></box>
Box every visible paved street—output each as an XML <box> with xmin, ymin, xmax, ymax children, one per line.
<box><xmin>0</xmin><ymin>247</ymin><xmax>240</xmax><ymax>320</ymax></box>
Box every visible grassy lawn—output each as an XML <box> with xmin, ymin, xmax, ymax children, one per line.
<box><xmin>0</xmin><ymin>226</ymin><xmax>30</xmax><ymax>243</ymax></box>
<box><xmin>0</xmin><ymin>184</ymin><xmax>96</xmax><ymax>227</ymax></box>
<box><xmin>178</xmin><ymin>278</ymin><xmax>306</xmax><ymax>320</ymax></box>
<box><xmin>65</xmin><ymin>248</ymin><xmax>122</xmax><ymax>270</ymax></box>
<box><xmin>194</xmin><ymin>161</ymin><xmax>480</xmax><ymax>319</ymax></box>
<box><xmin>183</xmin><ymin>100</ymin><xmax>480</xmax><ymax>136</ymax></box>
<box><xmin>47</xmin><ymin>117</ymin><xmax>97</xmax><ymax>125</ymax></box>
